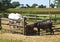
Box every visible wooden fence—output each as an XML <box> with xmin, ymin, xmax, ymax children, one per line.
<box><xmin>1</xmin><ymin>17</ymin><xmax>26</xmax><ymax>34</ymax></box>
<box><xmin>24</xmin><ymin>14</ymin><xmax>55</xmax><ymax>21</ymax></box>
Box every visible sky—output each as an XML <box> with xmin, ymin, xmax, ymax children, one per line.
<box><xmin>11</xmin><ymin>0</ymin><xmax>54</xmax><ymax>8</ymax></box>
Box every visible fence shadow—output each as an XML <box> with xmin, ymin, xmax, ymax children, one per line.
<box><xmin>46</xmin><ymin>27</ymin><xmax>60</xmax><ymax>35</ymax></box>
<box><xmin>11</xmin><ymin>27</ymin><xmax>60</xmax><ymax>36</ymax></box>
<box><xmin>24</xmin><ymin>27</ymin><xmax>60</xmax><ymax>36</ymax></box>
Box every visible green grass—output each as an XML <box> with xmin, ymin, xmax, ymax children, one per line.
<box><xmin>0</xmin><ymin>39</ymin><xmax>22</xmax><ymax>42</ymax></box>
<box><xmin>6</xmin><ymin>8</ymin><xmax>60</xmax><ymax>14</ymax></box>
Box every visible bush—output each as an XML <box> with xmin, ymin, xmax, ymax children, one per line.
<box><xmin>2</xmin><ymin>13</ymin><xmax>8</xmax><ymax>18</ymax></box>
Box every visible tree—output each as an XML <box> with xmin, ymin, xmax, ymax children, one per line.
<box><xmin>55</xmin><ymin>0</ymin><xmax>60</xmax><ymax>8</ymax></box>
<box><xmin>50</xmin><ymin>3</ymin><xmax>55</xmax><ymax>8</ymax></box>
<box><xmin>31</xmin><ymin>3</ymin><xmax>38</xmax><ymax>8</ymax></box>
<box><xmin>12</xmin><ymin>2</ymin><xmax>20</xmax><ymax>8</ymax></box>
<box><xmin>20</xmin><ymin>4</ymin><xmax>25</xmax><ymax>8</ymax></box>
<box><xmin>26</xmin><ymin>4</ymin><xmax>31</xmax><ymax>8</ymax></box>
<box><xmin>38</xmin><ymin>4</ymin><xmax>46</xmax><ymax>8</ymax></box>
<box><xmin>0</xmin><ymin>0</ymin><xmax>11</xmax><ymax>30</ymax></box>
<box><xmin>0</xmin><ymin>0</ymin><xmax>11</xmax><ymax>11</ymax></box>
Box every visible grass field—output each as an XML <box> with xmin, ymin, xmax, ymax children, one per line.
<box><xmin>6</xmin><ymin>8</ymin><xmax>60</xmax><ymax>14</ymax></box>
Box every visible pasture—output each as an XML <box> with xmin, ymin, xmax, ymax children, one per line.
<box><xmin>6</xmin><ymin>8</ymin><xmax>60</xmax><ymax>14</ymax></box>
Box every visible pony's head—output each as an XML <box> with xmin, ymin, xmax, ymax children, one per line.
<box><xmin>34</xmin><ymin>21</ymin><xmax>41</xmax><ymax>27</ymax></box>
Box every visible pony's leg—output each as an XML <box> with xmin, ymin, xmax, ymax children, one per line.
<box><xmin>51</xmin><ymin>29</ymin><xmax>54</xmax><ymax>35</ymax></box>
<box><xmin>37</xmin><ymin>28</ymin><xmax>40</xmax><ymax>35</ymax></box>
<box><xmin>49</xmin><ymin>27</ymin><xmax>54</xmax><ymax>35</ymax></box>
<box><xmin>9</xmin><ymin>20</ymin><xmax>12</xmax><ymax>29</ymax></box>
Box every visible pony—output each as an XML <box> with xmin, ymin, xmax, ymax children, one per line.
<box><xmin>34</xmin><ymin>21</ymin><xmax>54</xmax><ymax>35</ymax></box>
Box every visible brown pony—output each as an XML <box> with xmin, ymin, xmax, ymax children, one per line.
<box><xmin>34</xmin><ymin>21</ymin><xmax>54</xmax><ymax>35</ymax></box>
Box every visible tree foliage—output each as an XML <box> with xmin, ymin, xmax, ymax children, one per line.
<box><xmin>0</xmin><ymin>0</ymin><xmax>12</xmax><ymax>30</ymax></box>
<box><xmin>31</xmin><ymin>3</ymin><xmax>38</xmax><ymax>8</ymax></box>
<box><xmin>38</xmin><ymin>4</ymin><xmax>46</xmax><ymax>8</ymax></box>
<box><xmin>50</xmin><ymin>3</ymin><xmax>55</xmax><ymax>8</ymax></box>
<box><xmin>0</xmin><ymin>0</ymin><xmax>11</xmax><ymax>11</ymax></box>
<box><xmin>12</xmin><ymin>2</ymin><xmax>20</xmax><ymax>8</ymax></box>
<box><xmin>55</xmin><ymin>0</ymin><xmax>60</xmax><ymax>8</ymax></box>
<box><xmin>26</xmin><ymin>4</ymin><xmax>31</xmax><ymax>8</ymax></box>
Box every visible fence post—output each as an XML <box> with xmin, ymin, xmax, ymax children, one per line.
<box><xmin>23</xmin><ymin>16</ymin><xmax>27</xmax><ymax>35</ymax></box>
<box><xmin>54</xmin><ymin>14</ymin><xmax>57</xmax><ymax>23</ymax></box>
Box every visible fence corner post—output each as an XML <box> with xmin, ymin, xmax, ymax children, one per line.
<box><xmin>23</xmin><ymin>16</ymin><xmax>27</xmax><ymax>35</ymax></box>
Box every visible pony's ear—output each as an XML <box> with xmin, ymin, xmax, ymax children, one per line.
<box><xmin>34</xmin><ymin>22</ymin><xmax>37</xmax><ymax>26</ymax></box>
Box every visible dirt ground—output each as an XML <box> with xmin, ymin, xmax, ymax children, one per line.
<box><xmin>0</xmin><ymin>24</ymin><xmax>60</xmax><ymax>42</ymax></box>
<box><xmin>0</xmin><ymin>33</ymin><xmax>60</xmax><ymax>42</ymax></box>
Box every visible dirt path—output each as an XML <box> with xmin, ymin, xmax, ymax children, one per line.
<box><xmin>0</xmin><ymin>33</ymin><xmax>60</xmax><ymax>42</ymax></box>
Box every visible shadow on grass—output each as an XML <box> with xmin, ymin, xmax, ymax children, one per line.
<box><xmin>0</xmin><ymin>39</ymin><xmax>22</xmax><ymax>42</ymax></box>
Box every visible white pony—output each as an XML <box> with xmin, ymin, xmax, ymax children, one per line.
<box><xmin>8</xmin><ymin>13</ymin><xmax>23</xmax><ymax>28</ymax></box>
